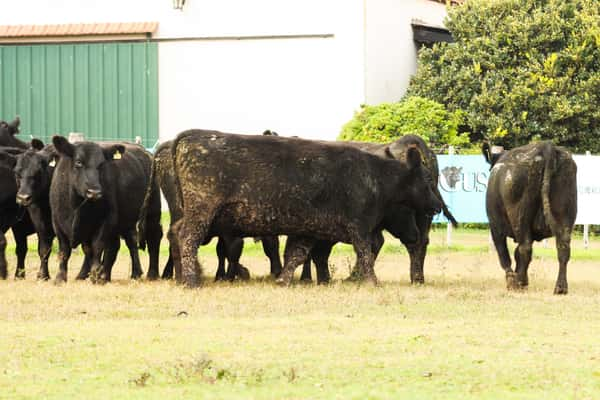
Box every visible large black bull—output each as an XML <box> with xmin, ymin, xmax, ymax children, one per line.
<box><xmin>138</xmin><ymin>140</ymin><xmax>283</xmax><ymax>282</ymax></box>
<box><xmin>170</xmin><ymin>129</ymin><xmax>442</xmax><ymax>287</ymax></box>
<box><xmin>298</xmin><ymin>135</ymin><xmax>457</xmax><ymax>284</ymax></box>
<box><xmin>483</xmin><ymin>142</ymin><xmax>577</xmax><ymax>294</ymax></box>
<box><xmin>50</xmin><ymin>136</ymin><xmax>162</xmax><ymax>283</ymax></box>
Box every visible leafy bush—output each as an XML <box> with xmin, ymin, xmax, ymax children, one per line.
<box><xmin>338</xmin><ymin>96</ymin><xmax>470</xmax><ymax>149</ymax></box>
<box><xmin>408</xmin><ymin>0</ymin><xmax>600</xmax><ymax>152</ymax></box>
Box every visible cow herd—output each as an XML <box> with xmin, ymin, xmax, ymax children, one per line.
<box><xmin>0</xmin><ymin>116</ymin><xmax>578</xmax><ymax>294</ymax></box>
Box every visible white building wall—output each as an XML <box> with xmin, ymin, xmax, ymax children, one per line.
<box><xmin>1</xmin><ymin>0</ymin><xmax>365</xmax><ymax>142</ymax></box>
<box><xmin>364</xmin><ymin>0</ymin><xmax>447</xmax><ymax>104</ymax></box>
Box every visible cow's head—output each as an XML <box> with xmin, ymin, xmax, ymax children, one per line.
<box><xmin>482</xmin><ymin>143</ymin><xmax>505</xmax><ymax>168</ymax></box>
<box><xmin>13</xmin><ymin>139</ymin><xmax>54</xmax><ymax>206</ymax></box>
<box><xmin>52</xmin><ymin>136</ymin><xmax>125</xmax><ymax>201</ymax></box>
<box><xmin>401</xmin><ymin>146</ymin><xmax>442</xmax><ymax>217</ymax></box>
<box><xmin>0</xmin><ymin>116</ymin><xmax>27</xmax><ymax>149</ymax></box>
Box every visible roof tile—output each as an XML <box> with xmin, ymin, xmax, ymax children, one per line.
<box><xmin>0</xmin><ymin>22</ymin><xmax>158</xmax><ymax>38</ymax></box>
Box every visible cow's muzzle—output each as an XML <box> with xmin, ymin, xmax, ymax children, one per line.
<box><xmin>16</xmin><ymin>193</ymin><xmax>32</xmax><ymax>206</ymax></box>
<box><xmin>86</xmin><ymin>189</ymin><xmax>103</xmax><ymax>200</ymax></box>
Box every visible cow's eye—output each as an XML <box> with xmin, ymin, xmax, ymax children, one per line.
<box><xmin>74</xmin><ymin>160</ymin><xmax>83</xmax><ymax>168</ymax></box>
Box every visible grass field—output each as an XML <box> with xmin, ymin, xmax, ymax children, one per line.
<box><xmin>2</xmin><ymin>227</ymin><xmax>600</xmax><ymax>399</ymax></box>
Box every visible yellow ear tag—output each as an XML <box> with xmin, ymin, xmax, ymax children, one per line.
<box><xmin>49</xmin><ymin>159</ymin><xmax>56</xmax><ymax>167</ymax></box>
<box><xmin>113</xmin><ymin>151</ymin><xmax>122</xmax><ymax>160</ymax></box>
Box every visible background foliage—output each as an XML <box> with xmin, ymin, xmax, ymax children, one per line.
<box><xmin>338</xmin><ymin>96</ymin><xmax>470</xmax><ymax>150</ymax></box>
<box><xmin>408</xmin><ymin>0</ymin><xmax>600</xmax><ymax>152</ymax></box>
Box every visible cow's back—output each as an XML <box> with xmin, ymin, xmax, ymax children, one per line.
<box><xmin>486</xmin><ymin>142</ymin><xmax>576</xmax><ymax>240</ymax></box>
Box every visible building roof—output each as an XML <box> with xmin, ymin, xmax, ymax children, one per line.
<box><xmin>0</xmin><ymin>22</ymin><xmax>158</xmax><ymax>40</ymax></box>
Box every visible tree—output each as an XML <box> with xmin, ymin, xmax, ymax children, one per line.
<box><xmin>338</xmin><ymin>96</ymin><xmax>469</xmax><ymax>149</ymax></box>
<box><xmin>408</xmin><ymin>0</ymin><xmax>600</xmax><ymax>152</ymax></box>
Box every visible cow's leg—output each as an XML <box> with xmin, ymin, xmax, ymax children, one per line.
<box><xmin>277</xmin><ymin>236</ymin><xmax>315</xmax><ymax>285</ymax></box>
<box><xmin>36</xmin><ymin>231</ymin><xmax>53</xmax><ymax>281</ymax></box>
<box><xmin>13</xmin><ymin>228</ymin><xmax>27</xmax><ymax>279</ymax></box>
<box><xmin>100</xmin><ymin>236</ymin><xmax>121</xmax><ymax>282</ymax></box>
<box><xmin>144</xmin><ymin>224</ymin><xmax>162</xmax><ymax>281</ymax></box>
<box><xmin>554</xmin><ymin>230</ymin><xmax>571</xmax><ymax>295</ymax></box>
<box><xmin>122</xmin><ymin>231</ymin><xmax>144</xmax><ymax>280</ymax></box>
<box><xmin>352</xmin><ymin>235</ymin><xmax>377</xmax><ymax>285</ymax></box>
<box><xmin>161</xmin><ymin>249</ymin><xmax>174</xmax><ymax>280</ymax></box>
<box><xmin>490</xmin><ymin>228</ymin><xmax>515</xmax><ymax>289</ymax></box>
<box><xmin>261</xmin><ymin>236</ymin><xmax>282</xmax><ymax>277</ymax></box>
<box><xmin>312</xmin><ymin>241</ymin><xmax>334</xmax><ymax>284</ymax></box>
<box><xmin>224</xmin><ymin>237</ymin><xmax>249</xmax><ymax>282</ymax></box>
<box><xmin>514</xmin><ymin>237</ymin><xmax>532</xmax><ymax>290</ymax></box>
<box><xmin>75</xmin><ymin>243</ymin><xmax>93</xmax><ymax>280</ymax></box>
<box><xmin>89</xmin><ymin>224</ymin><xmax>114</xmax><ymax>284</ymax></box>
<box><xmin>178</xmin><ymin>208</ymin><xmax>214</xmax><ymax>287</ymax></box>
<box><xmin>215</xmin><ymin>237</ymin><xmax>228</xmax><ymax>281</ymax></box>
<box><xmin>346</xmin><ymin>232</ymin><xmax>382</xmax><ymax>282</ymax></box>
<box><xmin>300</xmin><ymin>258</ymin><xmax>312</xmax><ymax>282</ymax></box>
<box><xmin>408</xmin><ymin>217</ymin><xmax>431</xmax><ymax>285</ymax></box>
<box><xmin>54</xmin><ymin>232</ymin><xmax>72</xmax><ymax>284</ymax></box>
<box><xmin>167</xmin><ymin>222</ymin><xmax>183</xmax><ymax>283</ymax></box>
<box><xmin>0</xmin><ymin>230</ymin><xmax>7</xmax><ymax>279</ymax></box>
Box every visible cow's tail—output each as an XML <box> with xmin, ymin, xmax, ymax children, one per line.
<box><xmin>137</xmin><ymin>154</ymin><xmax>158</xmax><ymax>250</ymax></box>
<box><xmin>434</xmin><ymin>184</ymin><xmax>458</xmax><ymax>227</ymax></box>
<box><xmin>541</xmin><ymin>143</ymin><xmax>557</xmax><ymax>232</ymax></box>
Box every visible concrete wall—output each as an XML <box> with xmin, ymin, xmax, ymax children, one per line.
<box><xmin>1</xmin><ymin>0</ymin><xmax>365</xmax><ymax>141</ymax></box>
<box><xmin>364</xmin><ymin>0</ymin><xmax>447</xmax><ymax>104</ymax></box>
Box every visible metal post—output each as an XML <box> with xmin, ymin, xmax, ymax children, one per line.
<box><xmin>584</xmin><ymin>151</ymin><xmax>591</xmax><ymax>249</ymax></box>
<box><xmin>446</xmin><ymin>146</ymin><xmax>455</xmax><ymax>247</ymax></box>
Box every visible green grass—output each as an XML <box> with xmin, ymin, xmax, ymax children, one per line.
<box><xmin>2</xmin><ymin>228</ymin><xmax>600</xmax><ymax>399</ymax></box>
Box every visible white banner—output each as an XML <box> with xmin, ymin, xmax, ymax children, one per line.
<box><xmin>574</xmin><ymin>154</ymin><xmax>600</xmax><ymax>224</ymax></box>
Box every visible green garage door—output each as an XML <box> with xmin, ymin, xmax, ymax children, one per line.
<box><xmin>0</xmin><ymin>41</ymin><xmax>158</xmax><ymax>148</ymax></box>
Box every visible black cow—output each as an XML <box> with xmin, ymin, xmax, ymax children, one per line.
<box><xmin>298</xmin><ymin>135</ymin><xmax>457</xmax><ymax>284</ymax></box>
<box><xmin>483</xmin><ymin>141</ymin><xmax>577</xmax><ymax>294</ymax></box>
<box><xmin>0</xmin><ymin>146</ymin><xmax>35</xmax><ymax>279</ymax></box>
<box><xmin>50</xmin><ymin>136</ymin><xmax>162</xmax><ymax>283</ymax></box>
<box><xmin>138</xmin><ymin>140</ymin><xmax>283</xmax><ymax>282</ymax></box>
<box><xmin>170</xmin><ymin>129</ymin><xmax>442</xmax><ymax>287</ymax></box>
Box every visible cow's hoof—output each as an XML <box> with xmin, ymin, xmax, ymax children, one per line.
<box><xmin>131</xmin><ymin>271</ymin><xmax>146</xmax><ymax>281</ymax></box>
<box><xmin>299</xmin><ymin>277</ymin><xmax>313</xmax><ymax>284</ymax></box>
<box><xmin>37</xmin><ymin>273</ymin><xmax>50</xmax><ymax>281</ymax></box>
<box><xmin>214</xmin><ymin>274</ymin><xmax>227</xmax><ymax>282</ymax></box>
<box><xmin>236</xmin><ymin>265</ymin><xmax>250</xmax><ymax>281</ymax></box>
<box><xmin>554</xmin><ymin>285</ymin><xmax>568</xmax><ymax>295</ymax></box>
<box><xmin>0</xmin><ymin>272</ymin><xmax>6</xmax><ymax>280</ymax></box>
<box><xmin>410</xmin><ymin>278</ymin><xmax>425</xmax><ymax>285</ymax></box>
<box><xmin>75</xmin><ymin>271</ymin><xmax>89</xmax><ymax>280</ymax></box>
<box><xmin>505</xmin><ymin>272</ymin><xmax>519</xmax><ymax>290</ymax></box>
<box><xmin>14</xmin><ymin>269</ymin><xmax>25</xmax><ymax>280</ymax></box>
<box><xmin>182</xmin><ymin>278</ymin><xmax>201</xmax><ymax>289</ymax></box>
<box><xmin>275</xmin><ymin>275</ymin><xmax>292</xmax><ymax>286</ymax></box>
<box><xmin>344</xmin><ymin>272</ymin><xmax>362</xmax><ymax>282</ymax></box>
<box><xmin>54</xmin><ymin>272</ymin><xmax>67</xmax><ymax>285</ymax></box>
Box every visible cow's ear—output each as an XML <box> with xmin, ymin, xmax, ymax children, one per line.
<box><xmin>0</xmin><ymin>151</ymin><xmax>17</xmax><ymax>169</ymax></box>
<box><xmin>406</xmin><ymin>147</ymin><xmax>422</xmax><ymax>171</ymax></box>
<box><xmin>9</xmin><ymin>116</ymin><xmax>20</xmax><ymax>135</ymax></box>
<box><xmin>31</xmin><ymin>139</ymin><xmax>44</xmax><ymax>151</ymax></box>
<box><xmin>52</xmin><ymin>135</ymin><xmax>75</xmax><ymax>158</ymax></box>
<box><xmin>103</xmin><ymin>144</ymin><xmax>125</xmax><ymax>161</ymax></box>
